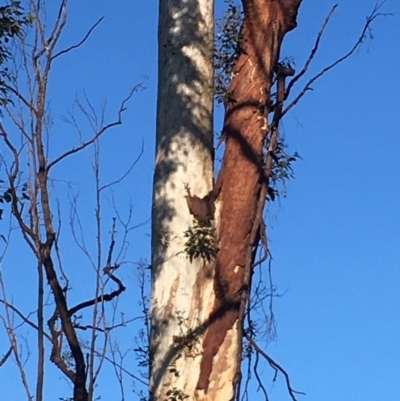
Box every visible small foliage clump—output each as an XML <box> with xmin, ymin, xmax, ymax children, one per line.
<box><xmin>0</xmin><ymin>1</ymin><xmax>31</xmax><ymax>111</ymax></box>
<box><xmin>184</xmin><ymin>220</ymin><xmax>219</xmax><ymax>263</ymax></box>
<box><xmin>0</xmin><ymin>179</ymin><xmax>29</xmax><ymax>220</ymax></box>
<box><xmin>267</xmin><ymin>138</ymin><xmax>301</xmax><ymax>201</ymax></box>
<box><xmin>214</xmin><ymin>0</ymin><xmax>244</xmax><ymax>104</ymax></box>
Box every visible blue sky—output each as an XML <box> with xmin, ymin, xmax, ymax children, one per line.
<box><xmin>1</xmin><ymin>0</ymin><xmax>399</xmax><ymax>400</ymax></box>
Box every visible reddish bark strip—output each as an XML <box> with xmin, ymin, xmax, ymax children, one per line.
<box><xmin>197</xmin><ymin>0</ymin><xmax>302</xmax><ymax>392</ymax></box>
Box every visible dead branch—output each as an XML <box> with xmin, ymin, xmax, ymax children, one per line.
<box><xmin>94</xmin><ymin>350</ymin><xmax>149</xmax><ymax>386</ymax></box>
<box><xmin>237</xmin><ymin>348</ymin><xmax>252</xmax><ymax>401</ymax></box>
<box><xmin>0</xmin><ymin>2</ymin><xmax>137</xmax><ymax>400</ymax></box>
<box><xmin>3</xmin><ymin>83</ymin><xmax>38</xmax><ymax>114</ymax></box>
<box><xmin>253</xmin><ymin>351</ymin><xmax>269</xmax><ymax>401</ymax></box>
<box><xmin>110</xmin><ymin>197</ymin><xmax>137</xmax><ymax>264</ymax></box>
<box><xmin>47</xmin><ymin>84</ymin><xmax>144</xmax><ymax>171</ymax></box>
<box><xmin>74</xmin><ymin>316</ymin><xmax>142</xmax><ymax>332</ymax></box>
<box><xmin>53</xmin><ymin>197</ymin><xmax>70</xmax><ymax>288</ymax></box>
<box><xmin>0</xmin><ymin>297</ymin><xmax>32</xmax><ymax>399</ymax></box>
<box><xmin>99</xmin><ymin>138</ymin><xmax>144</xmax><ymax>192</ymax></box>
<box><xmin>283</xmin><ymin>2</ymin><xmax>390</xmax><ymax>117</ymax></box>
<box><xmin>0</xmin><ymin>346</ymin><xmax>12</xmax><ymax>367</ymax></box>
<box><xmin>244</xmin><ymin>333</ymin><xmax>305</xmax><ymax>401</ymax></box>
<box><xmin>68</xmin><ymin>217</ymin><xmax>126</xmax><ymax>317</ymax></box>
<box><xmin>285</xmin><ymin>4</ymin><xmax>338</xmax><ymax>100</ymax></box>
<box><xmin>0</xmin><ymin>124</ymin><xmax>37</xmax><ymax>252</ymax></box>
<box><xmin>67</xmin><ymin>275</ymin><xmax>126</xmax><ymax>318</ymax></box>
<box><xmin>69</xmin><ymin>193</ymin><xmax>97</xmax><ymax>269</ymax></box>
<box><xmin>52</xmin><ymin>16</ymin><xmax>104</xmax><ymax>60</ymax></box>
<box><xmin>33</xmin><ymin>0</ymin><xmax>68</xmax><ymax>62</ymax></box>
<box><xmin>47</xmin><ymin>308</ymin><xmax>76</xmax><ymax>382</ymax></box>
<box><xmin>0</xmin><ymin>299</ymin><xmax>52</xmax><ymax>341</ymax></box>
<box><xmin>108</xmin><ymin>340</ymin><xmax>128</xmax><ymax>401</ymax></box>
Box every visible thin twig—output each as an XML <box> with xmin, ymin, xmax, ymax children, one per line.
<box><xmin>253</xmin><ymin>351</ymin><xmax>269</xmax><ymax>401</ymax></box>
<box><xmin>52</xmin><ymin>17</ymin><xmax>104</xmax><ymax>60</ymax></box>
<box><xmin>3</xmin><ymin>83</ymin><xmax>38</xmax><ymax>114</ymax></box>
<box><xmin>99</xmin><ymin>139</ymin><xmax>144</xmax><ymax>192</ymax></box>
<box><xmin>285</xmin><ymin>4</ymin><xmax>338</xmax><ymax>100</ymax></box>
<box><xmin>283</xmin><ymin>2</ymin><xmax>390</xmax><ymax>118</ymax></box>
<box><xmin>47</xmin><ymin>84</ymin><xmax>143</xmax><ymax>171</ymax></box>
<box><xmin>244</xmin><ymin>333</ymin><xmax>305</xmax><ymax>401</ymax></box>
<box><xmin>0</xmin><ymin>346</ymin><xmax>12</xmax><ymax>367</ymax></box>
<box><xmin>95</xmin><ymin>351</ymin><xmax>148</xmax><ymax>386</ymax></box>
<box><xmin>0</xmin><ymin>299</ymin><xmax>52</xmax><ymax>341</ymax></box>
<box><xmin>74</xmin><ymin>316</ymin><xmax>142</xmax><ymax>332</ymax></box>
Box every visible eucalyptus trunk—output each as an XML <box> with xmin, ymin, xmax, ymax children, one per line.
<box><xmin>150</xmin><ymin>0</ymin><xmax>215</xmax><ymax>399</ymax></box>
<box><xmin>151</xmin><ymin>1</ymin><xmax>302</xmax><ymax>400</ymax></box>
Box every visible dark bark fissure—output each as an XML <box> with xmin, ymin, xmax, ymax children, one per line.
<box><xmin>196</xmin><ymin>0</ymin><xmax>302</xmax><ymax>392</ymax></box>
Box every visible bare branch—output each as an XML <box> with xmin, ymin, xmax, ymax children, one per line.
<box><xmin>108</xmin><ymin>340</ymin><xmax>128</xmax><ymax>401</ymax></box>
<box><xmin>0</xmin><ymin>299</ymin><xmax>52</xmax><ymax>342</ymax></box>
<box><xmin>283</xmin><ymin>2</ymin><xmax>390</xmax><ymax>117</ymax></box>
<box><xmin>33</xmin><ymin>0</ymin><xmax>68</xmax><ymax>66</ymax></box>
<box><xmin>67</xmin><ymin>270</ymin><xmax>126</xmax><ymax>318</ymax></box>
<box><xmin>3</xmin><ymin>83</ymin><xmax>38</xmax><ymax>114</ymax></box>
<box><xmin>99</xmin><ymin>139</ymin><xmax>144</xmax><ymax>192</ymax></box>
<box><xmin>0</xmin><ymin>286</ymin><xmax>32</xmax><ymax>399</ymax></box>
<box><xmin>53</xmin><ymin>196</ymin><xmax>70</xmax><ymax>288</ymax></box>
<box><xmin>47</xmin><ymin>307</ymin><xmax>76</xmax><ymax>382</ymax></box>
<box><xmin>47</xmin><ymin>84</ymin><xmax>144</xmax><ymax>171</ymax></box>
<box><xmin>253</xmin><ymin>351</ymin><xmax>269</xmax><ymax>401</ymax></box>
<box><xmin>74</xmin><ymin>316</ymin><xmax>143</xmax><ymax>332</ymax></box>
<box><xmin>244</xmin><ymin>333</ymin><xmax>305</xmax><ymax>401</ymax></box>
<box><xmin>94</xmin><ymin>350</ymin><xmax>149</xmax><ymax>386</ymax></box>
<box><xmin>52</xmin><ymin>17</ymin><xmax>105</xmax><ymax>60</ymax></box>
<box><xmin>285</xmin><ymin>4</ymin><xmax>338</xmax><ymax>100</ymax></box>
<box><xmin>0</xmin><ymin>2</ymin><xmax>138</xmax><ymax>399</ymax></box>
<box><xmin>69</xmin><ymin>192</ymin><xmax>97</xmax><ymax>269</ymax></box>
<box><xmin>0</xmin><ymin>124</ymin><xmax>37</xmax><ymax>251</ymax></box>
<box><xmin>0</xmin><ymin>346</ymin><xmax>12</xmax><ymax>367</ymax></box>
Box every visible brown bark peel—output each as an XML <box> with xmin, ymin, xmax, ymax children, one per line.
<box><xmin>196</xmin><ymin>0</ymin><xmax>302</xmax><ymax>393</ymax></box>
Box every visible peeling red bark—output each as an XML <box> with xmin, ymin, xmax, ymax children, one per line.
<box><xmin>197</xmin><ymin>0</ymin><xmax>302</xmax><ymax>392</ymax></box>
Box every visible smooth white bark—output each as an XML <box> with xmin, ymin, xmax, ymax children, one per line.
<box><xmin>151</xmin><ymin>0</ymin><xmax>215</xmax><ymax>399</ymax></box>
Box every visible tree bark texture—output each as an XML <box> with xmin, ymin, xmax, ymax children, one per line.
<box><xmin>150</xmin><ymin>0</ymin><xmax>215</xmax><ymax>399</ymax></box>
<box><xmin>151</xmin><ymin>1</ymin><xmax>302</xmax><ymax>400</ymax></box>
<box><xmin>196</xmin><ymin>0</ymin><xmax>302</xmax><ymax>398</ymax></box>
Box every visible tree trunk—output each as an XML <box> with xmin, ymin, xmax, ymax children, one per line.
<box><xmin>150</xmin><ymin>0</ymin><xmax>215</xmax><ymax>399</ymax></box>
<box><xmin>151</xmin><ymin>1</ymin><xmax>302</xmax><ymax>400</ymax></box>
<box><xmin>195</xmin><ymin>1</ymin><xmax>302</xmax><ymax>398</ymax></box>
